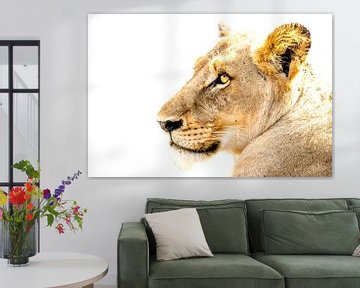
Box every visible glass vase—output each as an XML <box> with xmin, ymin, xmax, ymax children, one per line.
<box><xmin>0</xmin><ymin>220</ymin><xmax>37</xmax><ymax>266</ymax></box>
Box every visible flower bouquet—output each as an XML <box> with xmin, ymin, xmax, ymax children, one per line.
<box><xmin>0</xmin><ymin>160</ymin><xmax>87</xmax><ymax>266</ymax></box>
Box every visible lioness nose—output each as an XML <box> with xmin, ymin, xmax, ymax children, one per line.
<box><xmin>158</xmin><ymin>120</ymin><xmax>183</xmax><ymax>132</ymax></box>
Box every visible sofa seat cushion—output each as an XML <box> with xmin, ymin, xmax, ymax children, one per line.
<box><xmin>252</xmin><ymin>252</ymin><xmax>360</xmax><ymax>288</ymax></box>
<box><xmin>149</xmin><ymin>254</ymin><xmax>284</xmax><ymax>288</ymax></box>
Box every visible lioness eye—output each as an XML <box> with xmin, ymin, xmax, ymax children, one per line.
<box><xmin>208</xmin><ymin>73</ymin><xmax>231</xmax><ymax>89</ymax></box>
<box><xmin>216</xmin><ymin>74</ymin><xmax>230</xmax><ymax>85</ymax></box>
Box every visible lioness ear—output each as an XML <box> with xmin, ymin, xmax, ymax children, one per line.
<box><xmin>218</xmin><ymin>22</ymin><xmax>230</xmax><ymax>37</ymax></box>
<box><xmin>254</xmin><ymin>23</ymin><xmax>311</xmax><ymax>79</ymax></box>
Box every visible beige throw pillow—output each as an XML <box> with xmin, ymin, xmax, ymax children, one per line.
<box><xmin>145</xmin><ymin>208</ymin><xmax>213</xmax><ymax>261</ymax></box>
<box><xmin>353</xmin><ymin>244</ymin><xmax>360</xmax><ymax>256</ymax></box>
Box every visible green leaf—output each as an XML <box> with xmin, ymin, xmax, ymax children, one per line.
<box><xmin>12</xmin><ymin>160</ymin><xmax>40</xmax><ymax>180</ymax></box>
<box><xmin>46</xmin><ymin>205</ymin><xmax>60</xmax><ymax>217</ymax></box>
<box><xmin>75</xmin><ymin>216</ymin><xmax>83</xmax><ymax>230</ymax></box>
<box><xmin>13</xmin><ymin>160</ymin><xmax>30</xmax><ymax>170</ymax></box>
<box><xmin>47</xmin><ymin>214</ymin><xmax>54</xmax><ymax>227</ymax></box>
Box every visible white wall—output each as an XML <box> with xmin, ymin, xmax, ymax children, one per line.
<box><xmin>1</xmin><ymin>0</ymin><xmax>360</xmax><ymax>286</ymax></box>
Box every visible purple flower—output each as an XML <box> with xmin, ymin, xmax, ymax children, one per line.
<box><xmin>54</xmin><ymin>171</ymin><xmax>82</xmax><ymax>199</ymax></box>
<box><xmin>54</xmin><ymin>189</ymin><xmax>63</xmax><ymax>198</ymax></box>
<box><xmin>43</xmin><ymin>189</ymin><xmax>51</xmax><ymax>200</ymax></box>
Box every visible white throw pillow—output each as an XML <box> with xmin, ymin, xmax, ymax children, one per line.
<box><xmin>145</xmin><ymin>208</ymin><xmax>213</xmax><ymax>261</ymax></box>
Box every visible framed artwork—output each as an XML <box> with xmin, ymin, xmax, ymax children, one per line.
<box><xmin>88</xmin><ymin>14</ymin><xmax>332</xmax><ymax>177</ymax></box>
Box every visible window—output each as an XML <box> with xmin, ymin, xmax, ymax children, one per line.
<box><xmin>0</xmin><ymin>41</ymin><xmax>40</xmax><ymax>190</ymax></box>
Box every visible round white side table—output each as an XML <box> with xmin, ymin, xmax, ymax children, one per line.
<box><xmin>0</xmin><ymin>252</ymin><xmax>108</xmax><ymax>288</ymax></box>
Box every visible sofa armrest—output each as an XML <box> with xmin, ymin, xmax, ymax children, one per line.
<box><xmin>118</xmin><ymin>222</ymin><xmax>149</xmax><ymax>288</ymax></box>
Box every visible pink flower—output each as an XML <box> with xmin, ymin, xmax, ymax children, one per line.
<box><xmin>65</xmin><ymin>214</ymin><xmax>71</xmax><ymax>225</ymax></box>
<box><xmin>72</xmin><ymin>205</ymin><xmax>80</xmax><ymax>215</ymax></box>
<box><xmin>0</xmin><ymin>208</ymin><xmax>3</xmax><ymax>220</ymax></box>
<box><xmin>56</xmin><ymin>223</ymin><xmax>65</xmax><ymax>234</ymax></box>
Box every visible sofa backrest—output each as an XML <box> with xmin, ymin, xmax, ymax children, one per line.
<box><xmin>245</xmin><ymin>198</ymin><xmax>350</xmax><ymax>252</ymax></box>
<box><xmin>348</xmin><ymin>198</ymin><xmax>360</xmax><ymax>207</ymax></box>
<box><xmin>145</xmin><ymin>198</ymin><xmax>249</xmax><ymax>255</ymax></box>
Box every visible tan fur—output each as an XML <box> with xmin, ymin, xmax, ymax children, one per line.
<box><xmin>157</xmin><ymin>23</ymin><xmax>332</xmax><ymax>177</ymax></box>
<box><xmin>254</xmin><ymin>23</ymin><xmax>311</xmax><ymax>80</ymax></box>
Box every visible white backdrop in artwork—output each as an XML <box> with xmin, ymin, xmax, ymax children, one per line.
<box><xmin>88</xmin><ymin>14</ymin><xmax>332</xmax><ymax>177</ymax></box>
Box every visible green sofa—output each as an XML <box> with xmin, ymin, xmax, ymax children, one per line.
<box><xmin>118</xmin><ymin>198</ymin><xmax>360</xmax><ymax>288</ymax></box>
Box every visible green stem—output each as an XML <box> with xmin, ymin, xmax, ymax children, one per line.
<box><xmin>8</xmin><ymin>221</ymin><xmax>31</xmax><ymax>259</ymax></box>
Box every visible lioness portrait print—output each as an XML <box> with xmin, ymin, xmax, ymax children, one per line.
<box><xmin>88</xmin><ymin>14</ymin><xmax>332</xmax><ymax>177</ymax></box>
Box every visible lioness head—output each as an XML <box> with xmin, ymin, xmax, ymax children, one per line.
<box><xmin>157</xmin><ymin>23</ymin><xmax>311</xmax><ymax>163</ymax></box>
